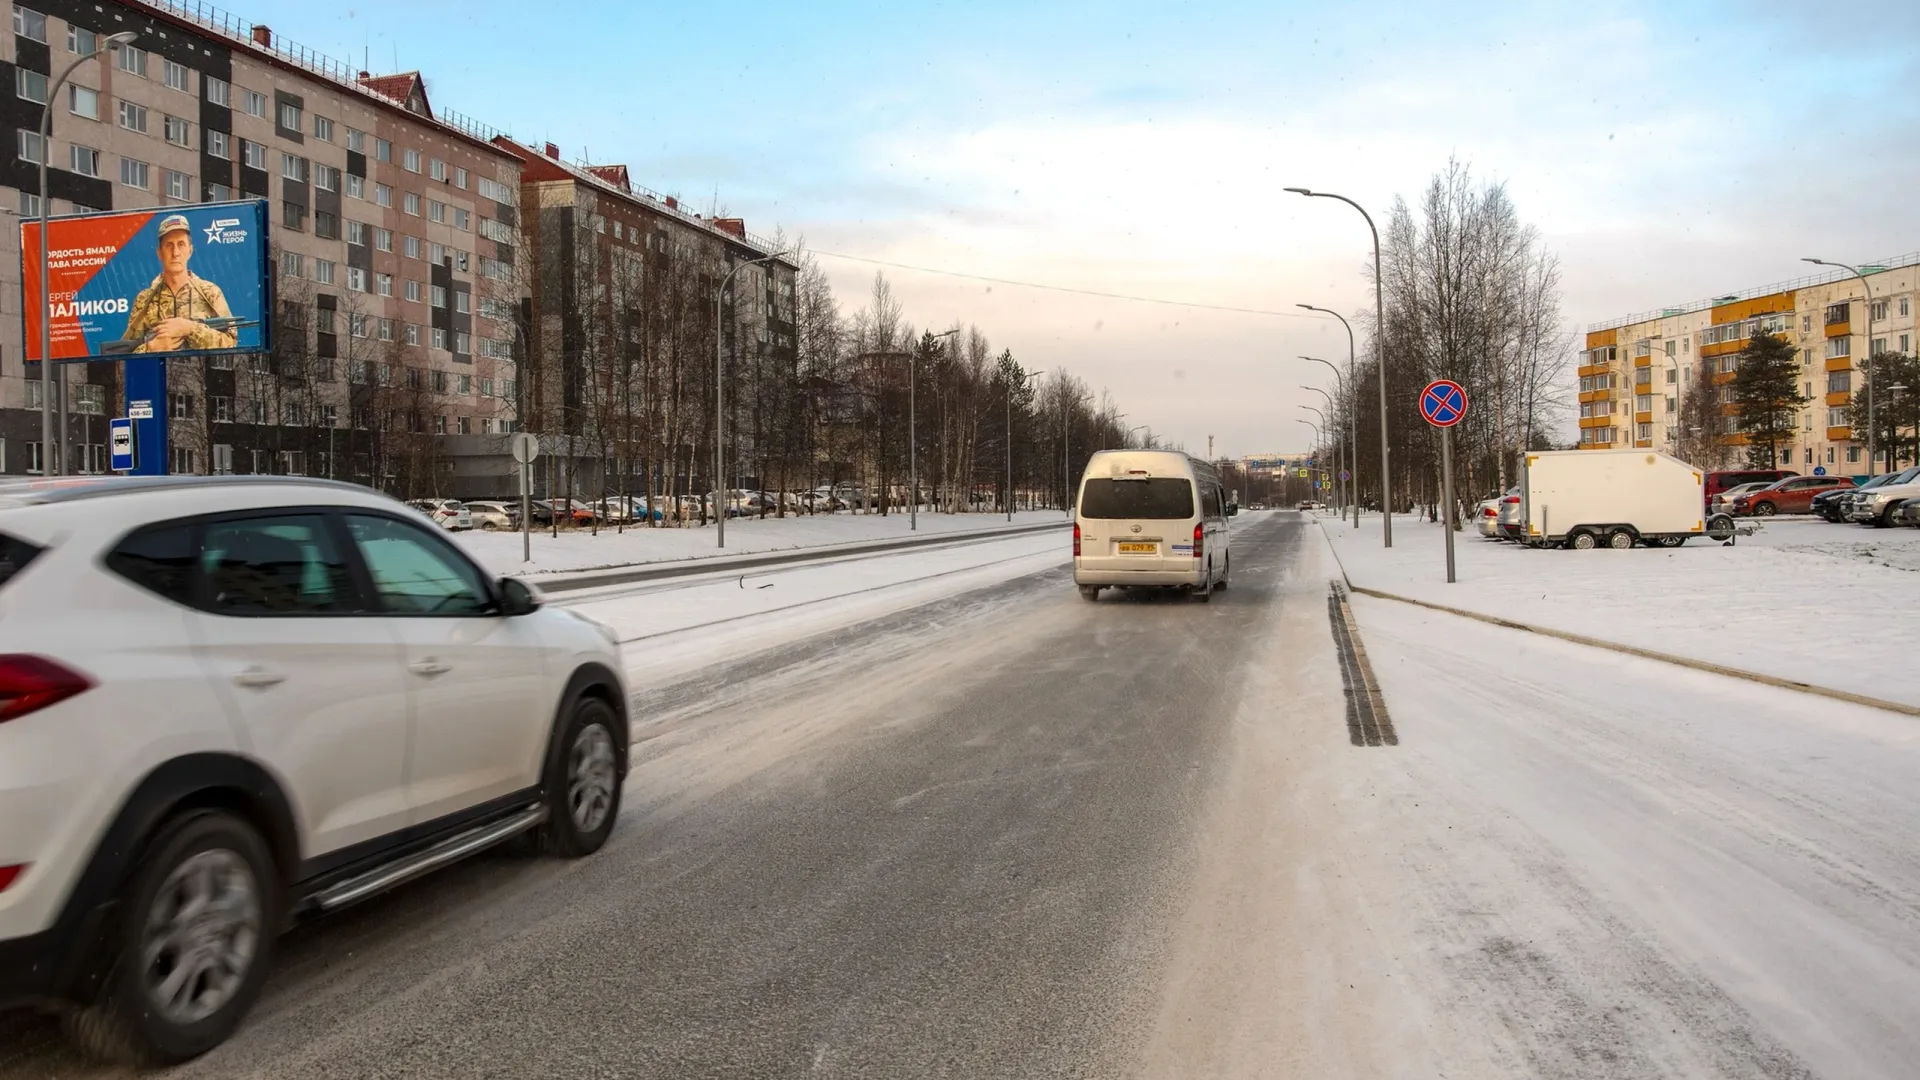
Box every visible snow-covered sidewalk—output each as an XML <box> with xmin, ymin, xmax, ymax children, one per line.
<box><xmin>1321</xmin><ymin>512</ymin><xmax>1920</xmax><ymax>708</ymax></box>
<box><xmin>451</xmin><ymin>509</ymin><xmax>1069</xmax><ymax>576</ymax></box>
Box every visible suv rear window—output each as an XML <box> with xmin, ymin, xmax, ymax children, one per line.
<box><xmin>0</xmin><ymin>532</ymin><xmax>45</xmax><ymax>590</ymax></box>
<box><xmin>1080</xmin><ymin>478</ymin><xmax>1194</xmax><ymax>520</ymax></box>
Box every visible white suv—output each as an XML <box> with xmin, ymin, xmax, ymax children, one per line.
<box><xmin>0</xmin><ymin>476</ymin><xmax>628</xmax><ymax>1066</ymax></box>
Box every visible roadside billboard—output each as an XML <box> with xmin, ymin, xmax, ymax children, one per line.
<box><xmin>19</xmin><ymin>199</ymin><xmax>270</xmax><ymax>362</ymax></box>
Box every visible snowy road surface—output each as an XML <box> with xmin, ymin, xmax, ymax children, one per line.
<box><xmin>3</xmin><ymin>512</ymin><xmax>1916</xmax><ymax>1078</ymax></box>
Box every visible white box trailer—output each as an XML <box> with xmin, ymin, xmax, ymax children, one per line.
<box><xmin>1521</xmin><ymin>448</ymin><xmax>1733</xmax><ymax>549</ymax></box>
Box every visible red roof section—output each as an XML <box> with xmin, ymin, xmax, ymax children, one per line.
<box><xmin>586</xmin><ymin>165</ymin><xmax>631</xmax><ymax>192</ymax></box>
<box><xmin>357</xmin><ymin>71</ymin><xmax>430</xmax><ymax>117</ymax></box>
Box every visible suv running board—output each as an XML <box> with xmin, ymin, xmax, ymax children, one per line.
<box><xmin>311</xmin><ymin>804</ymin><xmax>547</xmax><ymax>913</ymax></box>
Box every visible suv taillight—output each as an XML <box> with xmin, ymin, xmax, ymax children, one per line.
<box><xmin>1193</xmin><ymin>522</ymin><xmax>1204</xmax><ymax>559</ymax></box>
<box><xmin>0</xmin><ymin>655</ymin><xmax>93</xmax><ymax>724</ymax></box>
<box><xmin>1502</xmin><ymin>496</ymin><xmax>1521</xmax><ymax>504</ymax></box>
<box><xmin>1072</xmin><ymin>523</ymin><xmax>1081</xmax><ymax>557</ymax></box>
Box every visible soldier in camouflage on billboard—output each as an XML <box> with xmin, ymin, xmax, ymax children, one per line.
<box><xmin>120</xmin><ymin>214</ymin><xmax>238</xmax><ymax>353</ymax></box>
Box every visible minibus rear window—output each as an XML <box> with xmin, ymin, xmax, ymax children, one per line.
<box><xmin>1080</xmin><ymin>478</ymin><xmax>1194</xmax><ymax>520</ymax></box>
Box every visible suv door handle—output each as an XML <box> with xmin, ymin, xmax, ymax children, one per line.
<box><xmin>409</xmin><ymin>658</ymin><xmax>451</xmax><ymax>677</ymax></box>
<box><xmin>232</xmin><ymin>666</ymin><xmax>286</xmax><ymax>689</ymax></box>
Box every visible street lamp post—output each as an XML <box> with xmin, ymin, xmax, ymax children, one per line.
<box><xmin>1299</xmin><ymin>404</ymin><xmax>1331</xmax><ymax>503</ymax></box>
<box><xmin>715</xmin><ymin>248</ymin><xmax>788</xmax><ymax>548</ymax></box>
<box><xmin>36</xmin><ymin>31</ymin><xmax>139</xmax><ymax>477</ymax></box>
<box><xmin>1298</xmin><ymin>308</ymin><xmax>1360</xmax><ymax>529</ymax></box>
<box><xmin>1300</xmin><ymin>385</ymin><xmax>1340</xmax><ymax>513</ymax></box>
<box><xmin>1007</xmin><ymin>367</ymin><xmax>1045</xmax><ymax>521</ymax></box>
<box><xmin>1804</xmin><ymin>258</ymin><xmax>1886</xmax><ymax>476</ymax></box>
<box><xmin>1289</xmin><ymin>190</ymin><xmax>1390</xmax><ymax>545</ymax></box>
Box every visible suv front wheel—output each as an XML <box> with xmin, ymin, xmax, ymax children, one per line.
<box><xmin>531</xmin><ymin>695</ymin><xmax>624</xmax><ymax>858</ymax></box>
<box><xmin>67</xmin><ymin>810</ymin><xmax>279</xmax><ymax>1067</ymax></box>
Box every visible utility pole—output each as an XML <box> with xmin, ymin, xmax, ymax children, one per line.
<box><xmin>1207</xmin><ymin>434</ymin><xmax>1214</xmax><ymax>460</ymax></box>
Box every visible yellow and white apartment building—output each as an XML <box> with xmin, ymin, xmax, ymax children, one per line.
<box><xmin>1579</xmin><ymin>254</ymin><xmax>1920</xmax><ymax>471</ymax></box>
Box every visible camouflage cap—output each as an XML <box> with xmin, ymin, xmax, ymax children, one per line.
<box><xmin>157</xmin><ymin>214</ymin><xmax>192</xmax><ymax>239</ymax></box>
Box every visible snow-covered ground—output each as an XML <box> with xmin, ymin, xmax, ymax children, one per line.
<box><xmin>554</xmin><ymin>530</ymin><xmax>1070</xmax><ymax>691</ymax></box>
<box><xmin>451</xmin><ymin>509</ymin><xmax>1069</xmax><ymax>576</ymax></box>
<box><xmin>1346</xmin><ymin>594</ymin><xmax>1920</xmax><ymax>1080</ymax></box>
<box><xmin>1322</xmin><ymin>512</ymin><xmax>1920</xmax><ymax>707</ymax></box>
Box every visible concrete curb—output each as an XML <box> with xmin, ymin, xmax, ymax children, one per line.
<box><xmin>532</xmin><ymin>519</ymin><xmax>1070</xmax><ymax>594</ymax></box>
<box><xmin>1312</xmin><ymin>519</ymin><xmax>1920</xmax><ymax>719</ymax></box>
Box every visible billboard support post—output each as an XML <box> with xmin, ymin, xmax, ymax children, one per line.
<box><xmin>125</xmin><ymin>356</ymin><xmax>168</xmax><ymax>476</ymax></box>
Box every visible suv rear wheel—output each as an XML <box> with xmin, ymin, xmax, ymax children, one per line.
<box><xmin>67</xmin><ymin>810</ymin><xmax>278</xmax><ymax>1067</ymax></box>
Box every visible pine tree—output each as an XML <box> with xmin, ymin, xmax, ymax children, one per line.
<box><xmin>1729</xmin><ymin>330</ymin><xmax>1809</xmax><ymax>468</ymax></box>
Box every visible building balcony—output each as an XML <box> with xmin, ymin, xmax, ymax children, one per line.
<box><xmin>1828</xmin><ymin>426</ymin><xmax>1853</xmax><ymax>441</ymax></box>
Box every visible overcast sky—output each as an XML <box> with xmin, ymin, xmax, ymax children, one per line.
<box><xmin>247</xmin><ymin>0</ymin><xmax>1920</xmax><ymax>458</ymax></box>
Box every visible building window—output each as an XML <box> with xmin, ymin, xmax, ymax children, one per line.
<box><xmin>479</xmin><ymin>377</ymin><xmax>495</xmax><ymax>397</ymax></box>
<box><xmin>457</xmin><ymin>374</ymin><xmax>472</xmax><ymax>395</ymax></box>
<box><xmin>478</xmin><ymin>176</ymin><xmax>513</xmax><ymax>203</ymax></box>
<box><xmin>114</xmin><ymin>41</ymin><xmax>148</xmax><ymax>75</ymax></box>
<box><xmin>281</xmin><ymin>200</ymin><xmax>304</xmax><ymax>230</ymax></box>
<box><xmin>429</xmin><ymin>158</ymin><xmax>446</xmax><ymax>181</ymax></box>
<box><xmin>116</xmin><ymin>100</ymin><xmax>148</xmax><ymax>132</ymax></box>
<box><xmin>242</xmin><ymin>140</ymin><xmax>267</xmax><ymax>170</ymax></box>
<box><xmin>404</xmin><ymin>236</ymin><xmax>421</xmax><ymax>259</ymax></box>
<box><xmin>12</xmin><ymin>6</ymin><xmax>47</xmax><ymax>41</ymax></box>
<box><xmin>454</xmin><ymin>331</ymin><xmax>470</xmax><ymax>354</ymax></box>
<box><xmin>205</xmin><ymin>183</ymin><xmax>232</xmax><ymax>202</ymax></box>
<box><xmin>454</xmin><ymin>291</ymin><xmax>470</xmax><ymax>314</ymax></box>
<box><xmin>242</xmin><ymin>90</ymin><xmax>266</xmax><ymax>118</ymax></box>
<box><xmin>374</xmin><ymin>137</ymin><xmax>391</xmax><ymax>162</ymax></box>
<box><xmin>1828</xmin><ymin>371</ymin><xmax>1853</xmax><ymax>393</ymax></box>
<box><xmin>163</xmin><ymin>114</ymin><xmax>191</xmax><ymax>146</ymax></box>
<box><xmin>373</xmin><ymin>318</ymin><xmax>393</xmax><ymax>342</ymax></box>
<box><xmin>376</xmin><ymin>273</ymin><xmax>393</xmax><ymax>296</ymax></box>
<box><xmin>406</xmin><ymin>280</ymin><xmax>422</xmax><ymax>302</ymax></box>
<box><xmin>374</xmin><ymin>227</ymin><xmax>393</xmax><ymax>252</ymax></box>
<box><xmin>312</xmin><ymin>115</ymin><xmax>333</xmax><ymax>142</ymax></box>
<box><xmin>453</xmin><ymin>207</ymin><xmax>470</xmax><ymax>230</ymax></box>
<box><xmin>1870</xmin><ymin>300</ymin><xmax>1888</xmax><ymax>321</ymax></box>
<box><xmin>282</xmin><ymin>251</ymin><xmax>304</xmax><ymax>278</ymax></box>
<box><xmin>431</xmin><ymin>327</ymin><xmax>448</xmax><ymax>350</ymax></box>
<box><xmin>1829</xmin><ymin>407</ymin><xmax>1851</xmax><ymax>428</ymax></box>
<box><xmin>345</xmin><ymin>174</ymin><xmax>364</xmax><ymax>199</ymax></box>
<box><xmin>314</xmin><ymin>211</ymin><xmax>339</xmax><ymax>239</ymax></box>
<box><xmin>314</xmin><ymin>260</ymin><xmax>335</xmax><ymax>284</ymax></box>
<box><xmin>406</xmin><ymin>323</ymin><xmax>421</xmax><ymax>346</ymax></box>
<box><xmin>345</xmin><ymin>127</ymin><xmax>364</xmax><ymax>152</ymax></box>
<box><xmin>205</xmin><ymin>75</ymin><xmax>230</xmax><ymax>106</ymax></box>
<box><xmin>313</xmin><ymin>164</ymin><xmax>338</xmax><ymax>192</ymax></box>
<box><xmin>69</xmin><ymin>84</ymin><xmax>98</xmax><ymax>119</ymax></box>
<box><xmin>166</xmin><ymin>391</ymin><xmax>193</xmax><ymax>419</ymax></box>
<box><xmin>16</xmin><ymin>131</ymin><xmax>45</xmax><ymax>164</ymax></box>
<box><xmin>455</xmin><ymin>250</ymin><xmax>470</xmax><ymax>273</ymax></box>
<box><xmin>431</xmin><ymin>285</ymin><xmax>448</xmax><ymax>308</ymax></box>
<box><xmin>376</xmin><ymin>183</ymin><xmax>393</xmax><ymax>208</ymax></box>
<box><xmin>1847</xmin><ymin>445</ymin><xmax>1861</xmax><ymax>463</ymax></box>
<box><xmin>280</xmin><ymin>153</ymin><xmax>307</xmax><ymax>181</ymax></box>
<box><xmin>346</xmin><ymin>220</ymin><xmax>367</xmax><ymax>246</ymax></box>
<box><xmin>454</xmin><ymin>167</ymin><xmax>468</xmax><ymax>189</ymax></box>
<box><xmin>278</xmin><ymin>101</ymin><xmax>302</xmax><ymax>130</ymax></box>
<box><xmin>1826</xmin><ymin>336</ymin><xmax>1851</xmax><ymax>359</ymax></box>
<box><xmin>348</xmin><ymin>313</ymin><xmax>368</xmax><ymax>339</ymax></box>
<box><xmin>15</xmin><ymin>68</ymin><xmax>47</xmax><ymax>104</ymax></box>
<box><xmin>70</xmin><ymin>145</ymin><xmax>100</xmax><ymax>177</ymax></box>
<box><xmin>404</xmin><ymin>192</ymin><xmax>420</xmax><ymax>216</ymax></box>
<box><xmin>347</xmin><ymin>267</ymin><xmax>367</xmax><ymax>293</ymax></box>
<box><xmin>206</xmin><ymin>129</ymin><xmax>230</xmax><ymax>159</ymax></box>
<box><xmin>120</xmin><ymin>158</ymin><xmax>149</xmax><ymax>189</ymax></box>
<box><xmin>429</xmin><ymin>242</ymin><xmax>446</xmax><ymax>264</ymax></box>
<box><xmin>18</xmin><ymin>191</ymin><xmax>40</xmax><ymax>216</ymax></box>
<box><xmin>1902</xmin><ymin>334</ymin><xmax>1912</xmax><ymax>355</ymax></box>
<box><xmin>1826</xmin><ymin>302</ymin><xmax>1850</xmax><ymax>325</ymax></box>
<box><xmin>403</xmin><ymin>148</ymin><xmax>420</xmax><ymax>172</ymax></box>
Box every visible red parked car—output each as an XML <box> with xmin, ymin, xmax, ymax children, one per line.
<box><xmin>1732</xmin><ymin>475</ymin><xmax>1856</xmax><ymax>516</ymax></box>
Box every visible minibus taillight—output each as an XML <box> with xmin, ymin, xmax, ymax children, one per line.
<box><xmin>1192</xmin><ymin>522</ymin><xmax>1204</xmax><ymax>559</ymax></box>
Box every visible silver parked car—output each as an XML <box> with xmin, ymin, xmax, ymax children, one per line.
<box><xmin>464</xmin><ymin>500</ymin><xmax>517</xmax><ymax>531</ymax></box>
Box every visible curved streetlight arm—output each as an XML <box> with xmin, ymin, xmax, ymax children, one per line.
<box><xmin>1299</xmin><ymin>305</ymin><xmax>1361</xmax><ymax>527</ymax></box>
<box><xmin>1300</xmin><ymin>355</ymin><xmax>1344</xmax><ymax>391</ymax></box>
<box><xmin>715</xmin><ymin>249</ymin><xmax>789</xmax><ymax>546</ymax></box>
<box><xmin>1301</xmin><ymin>385</ymin><xmax>1335</xmax><ymax>410</ymax></box>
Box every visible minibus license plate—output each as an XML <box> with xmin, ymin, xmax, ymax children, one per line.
<box><xmin>1117</xmin><ymin>542</ymin><xmax>1156</xmax><ymax>554</ymax></box>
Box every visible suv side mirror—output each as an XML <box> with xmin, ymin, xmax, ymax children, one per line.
<box><xmin>497</xmin><ymin>576</ymin><xmax>542</xmax><ymax>616</ymax></box>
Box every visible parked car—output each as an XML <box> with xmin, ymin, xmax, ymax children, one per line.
<box><xmin>408</xmin><ymin>498</ymin><xmax>471</xmax><ymax>531</ymax></box>
<box><xmin>1496</xmin><ymin>487</ymin><xmax>1525</xmax><ymax>540</ymax></box>
<box><xmin>1475</xmin><ymin>495</ymin><xmax>1502</xmax><ymax>538</ymax></box>
<box><xmin>1731</xmin><ymin>475</ymin><xmax>1855</xmax><ymax>516</ymax></box>
<box><xmin>1708</xmin><ymin>481</ymin><xmax>1773</xmax><ymax>517</ymax></box>
<box><xmin>1822</xmin><ymin>467</ymin><xmax>1920</xmax><ymax>523</ymax></box>
<box><xmin>464</xmin><ymin>500</ymin><xmax>517</xmax><ymax>531</ymax></box>
<box><xmin>1704</xmin><ymin>469</ymin><xmax>1796</xmax><ymax>513</ymax></box>
<box><xmin>595</xmin><ymin>497</ymin><xmax>665</xmax><ymax>523</ymax></box>
<box><xmin>1848</xmin><ymin>470</ymin><xmax>1920</xmax><ymax>527</ymax></box>
<box><xmin>0</xmin><ymin>476</ymin><xmax>628</xmax><ymax>1066</ymax></box>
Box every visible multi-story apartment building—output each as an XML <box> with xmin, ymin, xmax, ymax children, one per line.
<box><xmin>496</xmin><ymin>138</ymin><xmax>796</xmax><ymax>500</ymax></box>
<box><xmin>1580</xmin><ymin>253</ymin><xmax>1920</xmax><ymax>472</ymax></box>
<box><xmin>0</xmin><ymin>0</ymin><xmax>525</xmax><ymax>494</ymax></box>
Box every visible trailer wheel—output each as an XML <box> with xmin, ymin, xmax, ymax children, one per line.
<box><xmin>1567</xmin><ymin>529</ymin><xmax>1597</xmax><ymax>551</ymax></box>
<box><xmin>1657</xmin><ymin>535</ymin><xmax>1686</xmax><ymax>548</ymax></box>
<box><xmin>1606</xmin><ymin>528</ymin><xmax>1635</xmax><ymax>550</ymax></box>
<box><xmin>1705</xmin><ymin>514</ymin><xmax>1736</xmax><ymax>542</ymax></box>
